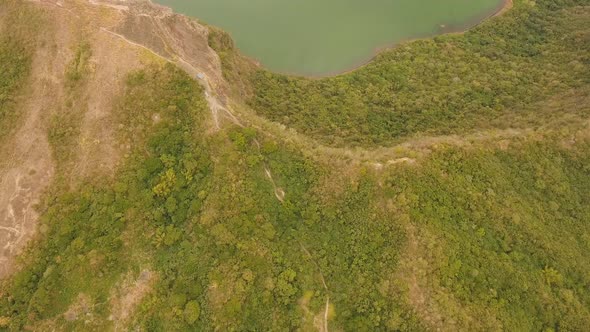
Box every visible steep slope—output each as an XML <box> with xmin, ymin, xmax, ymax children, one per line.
<box><xmin>0</xmin><ymin>0</ymin><xmax>144</xmax><ymax>279</ymax></box>
<box><xmin>0</xmin><ymin>0</ymin><xmax>53</xmax><ymax>279</ymax></box>
<box><xmin>0</xmin><ymin>0</ymin><xmax>227</xmax><ymax>280</ymax></box>
<box><xmin>0</xmin><ymin>0</ymin><xmax>589</xmax><ymax>331</ymax></box>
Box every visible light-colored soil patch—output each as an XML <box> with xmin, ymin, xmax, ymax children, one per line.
<box><xmin>109</xmin><ymin>269</ymin><xmax>156</xmax><ymax>327</ymax></box>
<box><xmin>29</xmin><ymin>0</ymin><xmax>146</xmax><ymax>181</ymax></box>
<box><xmin>0</xmin><ymin>0</ymin><xmax>149</xmax><ymax>278</ymax></box>
<box><xmin>0</xmin><ymin>2</ymin><xmax>64</xmax><ymax>278</ymax></box>
<box><xmin>74</xmin><ymin>27</ymin><xmax>142</xmax><ymax>179</ymax></box>
<box><xmin>64</xmin><ymin>293</ymin><xmax>93</xmax><ymax>322</ymax></box>
<box><xmin>86</xmin><ymin>0</ymin><xmax>243</xmax><ymax>134</ymax></box>
<box><xmin>312</xmin><ymin>297</ymin><xmax>331</xmax><ymax>332</ymax></box>
<box><xmin>398</xmin><ymin>223</ymin><xmax>446</xmax><ymax>331</ymax></box>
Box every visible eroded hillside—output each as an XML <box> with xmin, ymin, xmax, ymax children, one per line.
<box><xmin>0</xmin><ymin>0</ymin><xmax>589</xmax><ymax>331</ymax></box>
<box><xmin>0</xmin><ymin>0</ymin><xmax>229</xmax><ymax>279</ymax></box>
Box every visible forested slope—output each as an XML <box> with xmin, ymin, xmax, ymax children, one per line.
<box><xmin>0</xmin><ymin>0</ymin><xmax>589</xmax><ymax>331</ymax></box>
<box><xmin>233</xmin><ymin>0</ymin><xmax>590</xmax><ymax>146</ymax></box>
<box><xmin>3</xmin><ymin>61</ymin><xmax>590</xmax><ymax>332</ymax></box>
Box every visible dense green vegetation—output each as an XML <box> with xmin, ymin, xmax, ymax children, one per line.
<box><xmin>387</xmin><ymin>139</ymin><xmax>590</xmax><ymax>330</ymax></box>
<box><xmin>2</xmin><ymin>61</ymin><xmax>590</xmax><ymax>330</ymax></box>
<box><xmin>241</xmin><ymin>0</ymin><xmax>589</xmax><ymax>146</ymax></box>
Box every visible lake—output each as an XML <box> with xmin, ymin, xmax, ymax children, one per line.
<box><xmin>155</xmin><ymin>0</ymin><xmax>504</xmax><ymax>76</ymax></box>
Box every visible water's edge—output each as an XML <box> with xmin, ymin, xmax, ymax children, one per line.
<box><xmin>322</xmin><ymin>0</ymin><xmax>512</xmax><ymax>79</ymax></box>
<box><xmin>151</xmin><ymin>0</ymin><xmax>512</xmax><ymax>79</ymax></box>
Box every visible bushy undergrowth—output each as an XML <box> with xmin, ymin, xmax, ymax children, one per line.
<box><xmin>47</xmin><ymin>43</ymin><xmax>93</xmax><ymax>174</ymax></box>
<box><xmin>385</xmin><ymin>139</ymin><xmax>590</xmax><ymax>330</ymax></box>
<box><xmin>0</xmin><ymin>63</ymin><xmax>416</xmax><ymax>331</ymax></box>
<box><xmin>0</xmin><ymin>63</ymin><xmax>211</xmax><ymax>330</ymax></box>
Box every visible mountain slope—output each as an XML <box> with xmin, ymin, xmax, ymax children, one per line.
<box><xmin>0</xmin><ymin>0</ymin><xmax>589</xmax><ymax>331</ymax></box>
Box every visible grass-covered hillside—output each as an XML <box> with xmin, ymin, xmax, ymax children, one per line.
<box><xmin>0</xmin><ymin>0</ymin><xmax>589</xmax><ymax>331</ymax></box>
<box><xmin>0</xmin><ymin>1</ymin><xmax>42</xmax><ymax>144</ymax></box>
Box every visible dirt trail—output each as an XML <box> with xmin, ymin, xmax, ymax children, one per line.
<box><xmin>398</xmin><ymin>223</ymin><xmax>445</xmax><ymax>331</ymax></box>
<box><xmin>264</xmin><ymin>167</ymin><xmax>285</xmax><ymax>203</ymax></box>
<box><xmin>299</xmin><ymin>241</ymin><xmax>330</xmax><ymax>332</ymax></box>
<box><xmin>91</xmin><ymin>0</ymin><xmax>236</xmax><ymax>127</ymax></box>
<box><xmin>88</xmin><ymin>1</ymin><xmax>288</xmax><ymax>203</ymax></box>
<box><xmin>109</xmin><ymin>269</ymin><xmax>156</xmax><ymax>330</ymax></box>
<box><xmin>85</xmin><ymin>0</ymin><xmax>538</xmax><ymax>175</ymax></box>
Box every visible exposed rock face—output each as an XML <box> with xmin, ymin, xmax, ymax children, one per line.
<box><xmin>94</xmin><ymin>0</ymin><xmax>227</xmax><ymax>92</ymax></box>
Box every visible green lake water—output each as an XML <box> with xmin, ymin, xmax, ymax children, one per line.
<box><xmin>155</xmin><ymin>0</ymin><xmax>503</xmax><ymax>76</ymax></box>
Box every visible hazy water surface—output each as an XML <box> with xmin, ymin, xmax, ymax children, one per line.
<box><xmin>156</xmin><ymin>0</ymin><xmax>503</xmax><ymax>76</ymax></box>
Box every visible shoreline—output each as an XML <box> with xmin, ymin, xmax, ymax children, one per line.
<box><xmin>302</xmin><ymin>0</ymin><xmax>514</xmax><ymax>79</ymax></box>
<box><xmin>147</xmin><ymin>0</ymin><xmax>514</xmax><ymax>79</ymax></box>
<box><xmin>493</xmin><ymin>0</ymin><xmax>514</xmax><ymax>18</ymax></box>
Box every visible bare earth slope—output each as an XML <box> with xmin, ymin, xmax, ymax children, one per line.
<box><xmin>0</xmin><ymin>0</ymin><xmax>225</xmax><ymax>278</ymax></box>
